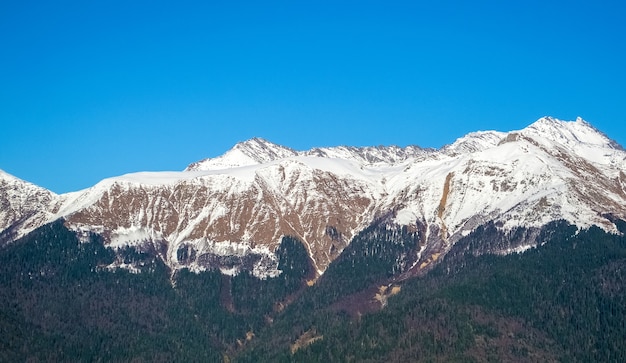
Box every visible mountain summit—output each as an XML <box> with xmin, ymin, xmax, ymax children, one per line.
<box><xmin>2</xmin><ymin>117</ymin><xmax>625</xmax><ymax>277</ymax></box>
<box><xmin>185</xmin><ymin>137</ymin><xmax>298</xmax><ymax>171</ymax></box>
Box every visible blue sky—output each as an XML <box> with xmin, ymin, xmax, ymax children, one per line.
<box><xmin>1</xmin><ymin>0</ymin><xmax>625</xmax><ymax>193</ymax></box>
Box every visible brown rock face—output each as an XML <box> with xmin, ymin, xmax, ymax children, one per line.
<box><xmin>65</xmin><ymin>160</ymin><xmax>378</xmax><ymax>274</ymax></box>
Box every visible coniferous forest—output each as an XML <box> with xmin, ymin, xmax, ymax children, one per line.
<box><xmin>1</xmin><ymin>218</ymin><xmax>626</xmax><ymax>362</ymax></box>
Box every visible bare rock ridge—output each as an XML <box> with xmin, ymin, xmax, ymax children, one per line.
<box><xmin>2</xmin><ymin>117</ymin><xmax>626</xmax><ymax>278</ymax></box>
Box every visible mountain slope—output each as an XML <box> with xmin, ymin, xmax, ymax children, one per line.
<box><xmin>1</xmin><ymin>117</ymin><xmax>625</xmax><ymax>277</ymax></box>
<box><xmin>0</xmin><ymin>170</ymin><xmax>58</xmax><ymax>243</ymax></box>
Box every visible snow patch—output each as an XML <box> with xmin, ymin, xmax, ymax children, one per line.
<box><xmin>394</xmin><ymin>209</ymin><xmax>416</xmax><ymax>225</ymax></box>
<box><xmin>177</xmin><ymin>239</ymin><xmax>280</xmax><ymax>279</ymax></box>
<box><xmin>109</xmin><ymin>226</ymin><xmax>163</xmax><ymax>249</ymax></box>
<box><xmin>500</xmin><ymin>244</ymin><xmax>535</xmax><ymax>255</ymax></box>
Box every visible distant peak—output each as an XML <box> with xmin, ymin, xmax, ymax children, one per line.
<box><xmin>443</xmin><ymin>130</ymin><xmax>506</xmax><ymax>154</ymax></box>
<box><xmin>235</xmin><ymin>137</ymin><xmax>271</xmax><ymax>146</ymax></box>
<box><xmin>527</xmin><ymin>116</ymin><xmax>577</xmax><ymax>132</ymax></box>
<box><xmin>234</xmin><ymin>137</ymin><xmax>291</xmax><ymax>152</ymax></box>
<box><xmin>232</xmin><ymin>137</ymin><xmax>297</xmax><ymax>158</ymax></box>
<box><xmin>522</xmin><ymin>116</ymin><xmax>621</xmax><ymax>150</ymax></box>
<box><xmin>536</xmin><ymin>116</ymin><xmax>556</xmax><ymax>123</ymax></box>
<box><xmin>185</xmin><ymin>137</ymin><xmax>298</xmax><ymax>171</ymax></box>
<box><xmin>532</xmin><ymin>116</ymin><xmax>568</xmax><ymax>127</ymax></box>
<box><xmin>533</xmin><ymin>116</ymin><xmax>587</xmax><ymax>128</ymax></box>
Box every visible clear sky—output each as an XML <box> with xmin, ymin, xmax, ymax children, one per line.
<box><xmin>1</xmin><ymin>0</ymin><xmax>625</xmax><ymax>193</ymax></box>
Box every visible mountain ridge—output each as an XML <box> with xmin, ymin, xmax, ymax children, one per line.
<box><xmin>2</xmin><ymin>116</ymin><xmax>625</xmax><ymax>277</ymax></box>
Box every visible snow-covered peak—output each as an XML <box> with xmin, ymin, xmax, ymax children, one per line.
<box><xmin>516</xmin><ymin>117</ymin><xmax>624</xmax><ymax>165</ymax></box>
<box><xmin>0</xmin><ymin>169</ymin><xmax>56</xmax><ymax>195</ymax></box>
<box><xmin>443</xmin><ymin>130</ymin><xmax>507</xmax><ymax>155</ymax></box>
<box><xmin>185</xmin><ymin>137</ymin><xmax>298</xmax><ymax>171</ymax></box>
<box><xmin>0</xmin><ymin>168</ymin><xmax>24</xmax><ymax>182</ymax></box>
<box><xmin>233</xmin><ymin>137</ymin><xmax>298</xmax><ymax>161</ymax></box>
<box><xmin>522</xmin><ymin>116</ymin><xmax>620</xmax><ymax>149</ymax></box>
<box><xmin>0</xmin><ymin>169</ymin><xmax>14</xmax><ymax>182</ymax></box>
<box><xmin>0</xmin><ymin>169</ymin><xmax>58</xmax><ymax>242</ymax></box>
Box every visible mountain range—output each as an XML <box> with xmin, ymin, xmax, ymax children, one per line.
<box><xmin>3</xmin><ymin>116</ymin><xmax>626</xmax><ymax>361</ymax></box>
<box><xmin>2</xmin><ymin>116</ymin><xmax>626</xmax><ymax>279</ymax></box>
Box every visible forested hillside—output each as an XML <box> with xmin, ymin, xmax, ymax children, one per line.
<box><xmin>239</xmin><ymin>220</ymin><xmax>626</xmax><ymax>362</ymax></box>
<box><xmin>1</xmin><ymin>219</ymin><xmax>626</xmax><ymax>362</ymax></box>
<box><xmin>0</xmin><ymin>220</ymin><xmax>311</xmax><ymax>361</ymax></box>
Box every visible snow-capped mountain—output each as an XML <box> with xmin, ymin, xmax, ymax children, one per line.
<box><xmin>380</xmin><ymin>117</ymin><xmax>626</xmax><ymax>266</ymax></box>
<box><xmin>2</xmin><ymin>117</ymin><xmax>626</xmax><ymax>277</ymax></box>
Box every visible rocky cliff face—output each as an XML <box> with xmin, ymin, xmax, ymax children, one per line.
<box><xmin>2</xmin><ymin>117</ymin><xmax>626</xmax><ymax>277</ymax></box>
